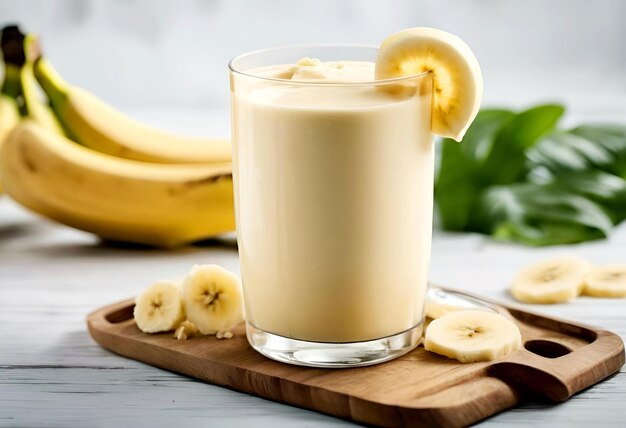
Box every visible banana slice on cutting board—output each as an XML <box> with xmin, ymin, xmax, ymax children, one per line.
<box><xmin>375</xmin><ymin>27</ymin><xmax>483</xmax><ymax>141</ymax></box>
<box><xmin>182</xmin><ymin>265</ymin><xmax>244</xmax><ymax>335</ymax></box>
<box><xmin>424</xmin><ymin>310</ymin><xmax>521</xmax><ymax>363</ymax></box>
<box><xmin>425</xmin><ymin>301</ymin><xmax>465</xmax><ymax>320</ymax></box>
<box><xmin>511</xmin><ymin>256</ymin><xmax>591</xmax><ymax>303</ymax></box>
<box><xmin>174</xmin><ymin>320</ymin><xmax>201</xmax><ymax>340</ymax></box>
<box><xmin>134</xmin><ymin>280</ymin><xmax>185</xmax><ymax>333</ymax></box>
<box><xmin>584</xmin><ymin>265</ymin><xmax>626</xmax><ymax>298</ymax></box>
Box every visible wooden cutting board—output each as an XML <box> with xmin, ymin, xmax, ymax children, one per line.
<box><xmin>87</xmin><ymin>289</ymin><xmax>624</xmax><ymax>427</ymax></box>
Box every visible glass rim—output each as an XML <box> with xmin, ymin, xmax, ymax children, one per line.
<box><xmin>228</xmin><ymin>43</ymin><xmax>430</xmax><ymax>87</ymax></box>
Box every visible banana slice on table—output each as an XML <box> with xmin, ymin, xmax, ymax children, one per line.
<box><xmin>511</xmin><ymin>256</ymin><xmax>591</xmax><ymax>304</ymax></box>
<box><xmin>584</xmin><ymin>265</ymin><xmax>626</xmax><ymax>298</ymax></box>
<box><xmin>134</xmin><ymin>280</ymin><xmax>185</xmax><ymax>333</ymax></box>
<box><xmin>375</xmin><ymin>27</ymin><xmax>482</xmax><ymax>141</ymax></box>
<box><xmin>424</xmin><ymin>310</ymin><xmax>521</xmax><ymax>363</ymax></box>
<box><xmin>182</xmin><ymin>265</ymin><xmax>244</xmax><ymax>335</ymax></box>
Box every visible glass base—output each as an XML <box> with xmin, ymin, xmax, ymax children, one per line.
<box><xmin>246</xmin><ymin>322</ymin><xmax>423</xmax><ymax>368</ymax></box>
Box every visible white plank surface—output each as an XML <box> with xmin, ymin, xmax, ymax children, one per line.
<box><xmin>1</xmin><ymin>108</ymin><xmax>626</xmax><ymax>427</ymax></box>
<box><xmin>2</xmin><ymin>200</ymin><xmax>625</xmax><ymax>427</ymax></box>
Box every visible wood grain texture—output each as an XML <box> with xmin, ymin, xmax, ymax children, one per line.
<box><xmin>87</xmin><ymin>293</ymin><xmax>624</xmax><ymax>428</ymax></box>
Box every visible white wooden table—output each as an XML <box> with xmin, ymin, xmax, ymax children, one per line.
<box><xmin>2</xmin><ymin>196</ymin><xmax>625</xmax><ymax>427</ymax></box>
<box><xmin>2</xmin><ymin>105</ymin><xmax>626</xmax><ymax>427</ymax></box>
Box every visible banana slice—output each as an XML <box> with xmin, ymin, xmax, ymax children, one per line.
<box><xmin>182</xmin><ymin>265</ymin><xmax>244</xmax><ymax>335</ymax></box>
<box><xmin>375</xmin><ymin>27</ymin><xmax>482</xmax><ymax>141</ymax></box>
<box><xmin>511</xmin><ymin>256</ymin><xmax>591</xmax><ymax>303</ymax></box>
<box><xmin>424</xmin><ymin>310</ymin><xmax>521</xmax><ymax>363</ymax></box>
<box><xmin>134</xmin><ymin>280</ymin><xmax>185</xmax><ymax>333</ymax></box>
<box><xmin>174</xmin><ymin>320</ymin><xmax>200</xmax><ymax>340</ymax></box>
<box><xmin>424</xmin><ymin>301</ymin><xmax>465</xmax><ymax>320</ymax></box>
<box><xmin>584</xmin><ymin>265</ymin><xmax>626</xmax><ymax>298</ymax></box>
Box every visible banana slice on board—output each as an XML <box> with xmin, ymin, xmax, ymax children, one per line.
<box><xmin>174</xmin><ymin>320</ymin><xmax>201</xmax><ymax>341</ymax></box>
<box><xmin>511</xmin><ymin>256</ymin><xmax>591</xmax><ymax>304</ymax></box>
<box><xmin>584</xmin><ymin>265</ymin><xmax>626</xmax><ymax>298</ymax></box>
<box><xmin>375</xmin><ymin>27</ymin><xmax>482</xmax><ymax>141</ymax></box>
<box><xmin>425</xmin><ymin>301</ymin><xmax>465</xmax><ymax>320</ymax></box>
<box><xmin>182</xmin><ymin>265</ymin><xmax>244</xmax><ymax>335</ymax></box>
<box><xmin>424</xmin><ymin>310</ymin><xmax>521</xmax><ymax>363</ymax></box>
<box><xmin>134</xmin><ymin>280</ymin><xmax>185</xmax><ymax>333</ymax></box>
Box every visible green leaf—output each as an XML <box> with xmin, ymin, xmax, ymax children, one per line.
<box><xmin>492</xmin><ymin>222</ymin><xmax>605</xmax><ymax>246</ymax></box>
<box><xmin>548</xmin><ymin>170</ymin><xmax>626</xmax><ymax>224</ymax></box>
<box><xmin>433</xmin><ymin>104</ymin><xmax>626</xmax><ymax>246</ymax></box>
<box><xmin>570</xmin><ymin>125</ymin><xmax>626</xmax><ymax>176</ymax></box>
<box><xmin>480</xmin><ymin>104</ymin><xmax>565</xmax><ymax>185</ymax></box>
<box><xmin>528</xmin><ymin>131</ymin><xmax>614</xmax><ymax>174</ymax></box>
<box><xmin>434</xmin><ymin>109</ymin><xmax>513</xmax><ymax>230</ymax></box>
<box><xmin>471</xmin><ymin>182</ymin><xmax>613</xmax><ymax>246</ymax></box>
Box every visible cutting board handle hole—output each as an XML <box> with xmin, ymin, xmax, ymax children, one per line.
<box><xmin>524</xmin><ymin>340</ymin><xmax>572</xmax><ymax>358</ymax></box>
<box><xmin>105</xmin><ymin>304</ymin><xmax>135</xmax><ymax>324</ymax></box>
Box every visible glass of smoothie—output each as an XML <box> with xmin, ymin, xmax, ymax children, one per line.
<box><xmin>229</xmin><ymin>28</ymin><xmax>482</xmax><ymax>367</ymax></box>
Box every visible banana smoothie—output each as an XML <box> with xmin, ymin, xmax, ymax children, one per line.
<box><xmin>230</xmin><ymin>29</ymin><xmax>481</xmax><ymax>366</ymax></box>
<box><xmin>232</xmin><ymin>58</ymin><xmax>434</xmax><ymax>343</ymax></box>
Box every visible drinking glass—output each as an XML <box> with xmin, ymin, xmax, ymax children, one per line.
<box><xmin>229</xmin><ymin>45</ymin><xmax>434</xmax><ymax>367</ymax></box>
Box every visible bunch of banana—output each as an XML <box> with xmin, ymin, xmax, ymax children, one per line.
<box><xmin>0</xmin><ymin>26</ymin><xmax>28</xmax><ymax>194</ymax></box>
<box><xmin>0</xmin><ymin>25</ymin><xmax>235</xmax><ymax>246</ymax></box>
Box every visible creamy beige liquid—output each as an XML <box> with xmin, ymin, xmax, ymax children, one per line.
<box><xmin>232</xmin><ymin>58</ymin><xmax>433</xmax><ymax>342</ymax></box>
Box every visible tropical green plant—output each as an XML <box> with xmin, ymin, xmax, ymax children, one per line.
<box><xmin>434</xmin><ymin>105</ymin><xmax>626</xmax><ymax>245</ymax></box>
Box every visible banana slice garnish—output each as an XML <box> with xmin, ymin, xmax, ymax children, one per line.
<box><xmin>182</xmin><ymin>265</ymin><xmax>244</xmax><ymax>335</ymax></box>
<box><xmin>424</xmin><ymin>310</ymin><xmax>521</xmax><ymax>363</ymax></box>
<box><xmin>584</xmin><ymin>265</ymin><xmax>626</xmax><ymax>298</ymax></box>
<box><xmin>375</xmin><ymin>27</ymin><xmax>483</xmax><ymax>141</ymax></box>
<box><xmin>134</xmin><ymin>280</ymin><xmax>185</xmax><ymax>333</ymax></box>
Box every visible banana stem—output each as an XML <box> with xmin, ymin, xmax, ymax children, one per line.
<box><xmin>0</xmin><ymin>64</ymin><xmax>21</xmax><ymax>98</ymax></box>
<box><xmin>1</xmin><ymin>25</ymin><xmax>26</xmax><ymax>99</ymax></box>
<box><xmin>33</xmin><ymin>57</ymin><xmax>68</xmax><ymax>106</ymax></box>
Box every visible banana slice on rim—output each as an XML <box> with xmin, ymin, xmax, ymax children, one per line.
<box><xmin>510</xmin><ymin>256</ymin><xmax>591</xmax><ymax>304</ymax></box>
<box><xmin>182</xmin><ymin>264</ymin><xmax>244</xmax><ymax>335</ymax></box>
<box><xmin>134</xmin><ymin>280</ymin><xmax>185</xmax><ymax>333</ymax></box>
<box><xmin>424</xmin><ymin>310</ymin><xmax>521</xmax><ymax>363</ymax></box>
<box><xmin>375</xmin><ymin>27</ymin><xmax>483</xmax><ymax>141</ymax></box>
<box><xmin>584</xmin><ymin>265</ymin><xmax>626</xmax><ymax>297</ymax></box>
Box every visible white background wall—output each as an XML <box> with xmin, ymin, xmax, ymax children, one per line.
<box><xmin>2</xmin><ymin>0</ymin><xmax>625</xmax><ymax>129</ymax></box>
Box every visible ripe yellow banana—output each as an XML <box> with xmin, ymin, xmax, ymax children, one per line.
<box><xmin>0</xmin><ymin>121</ymin><xmax>235</xmax><ymax>247</ymax></box>
<box><xmin>0</xmin><ymin>95</ymin><xmax>21</xmax><ymax>194</ymax></box>
<box><xmin>19</xmin><ymin>34</ymin><xmax>64</xmax><ymax>134</ymax></box>
<box><xmin>33</xmin><ymin>57</ymin><xmax>231</xmax><ymax>164</ymax></box>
